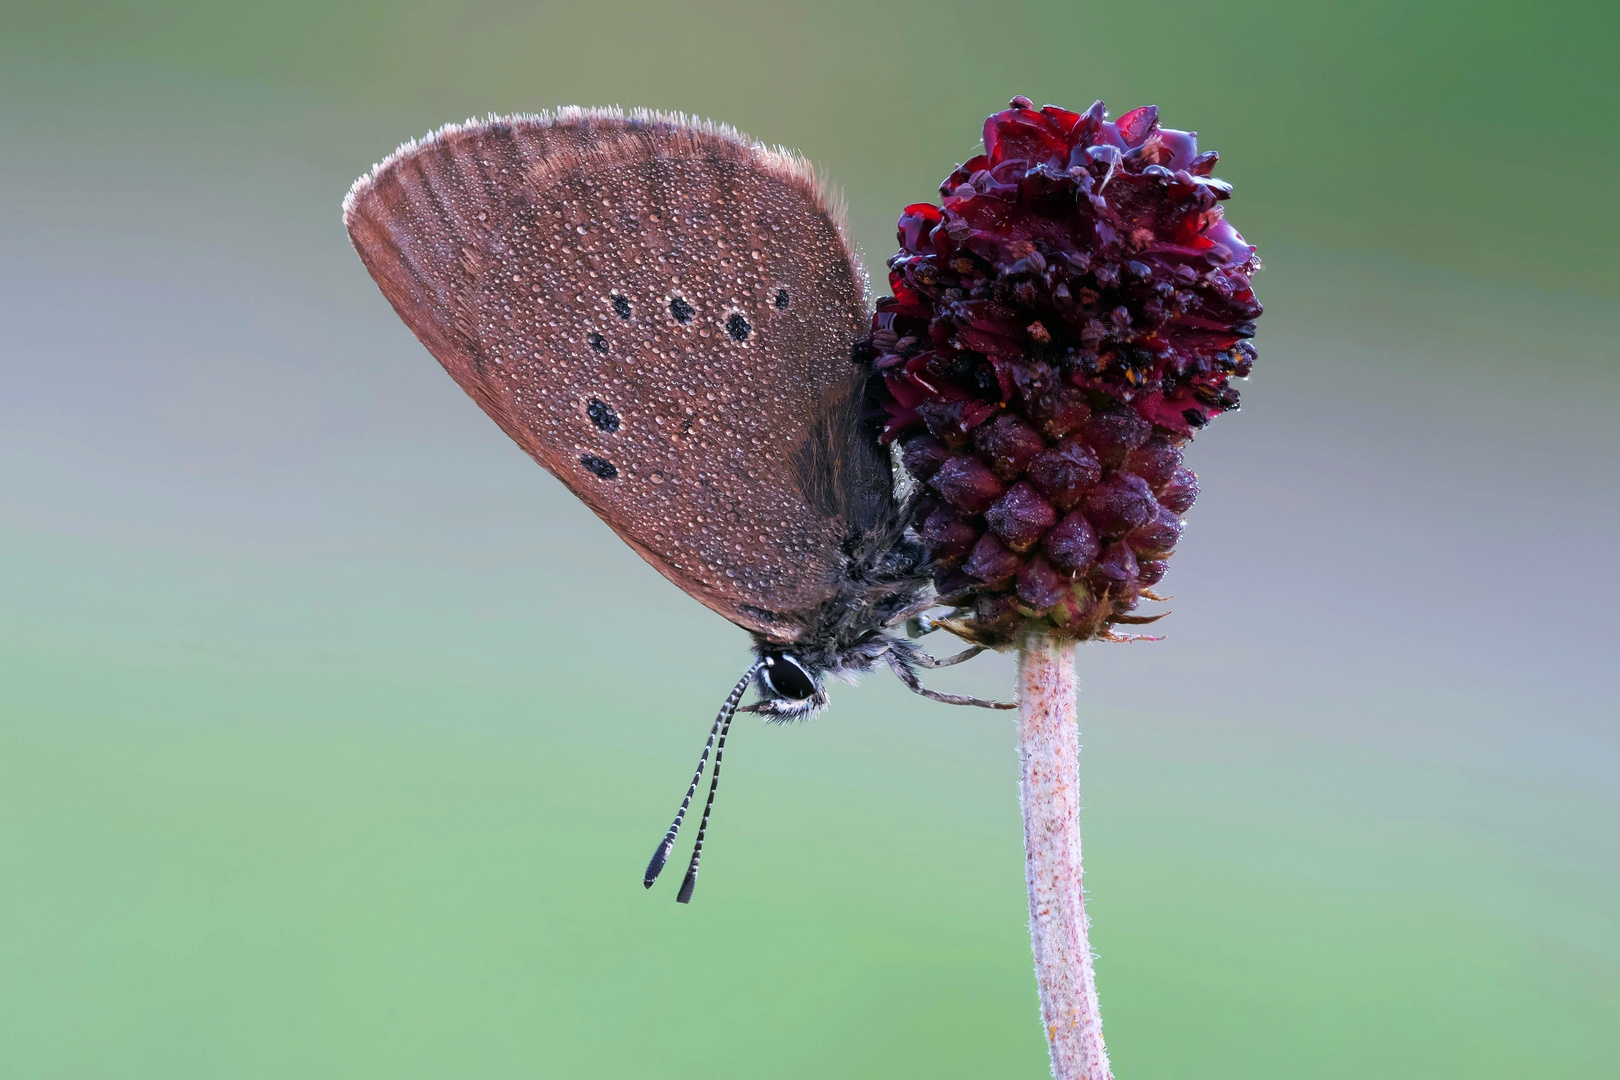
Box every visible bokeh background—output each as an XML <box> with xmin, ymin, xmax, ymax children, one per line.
<box><xmin>3</xmin><ymin>1</ymin><xmax>1616</xmax><ymax>1076</ymax></box>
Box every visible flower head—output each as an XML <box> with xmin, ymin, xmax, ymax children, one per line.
<box><xmin>861</xmin><ymin>97</ymin><xmax>1261</xmax><ymax>644</ymax></box>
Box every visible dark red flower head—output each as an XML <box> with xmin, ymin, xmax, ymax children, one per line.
<box><xmin>861</xmin><ymin>97</ymin><xmax>1261</xmax><ymax>644</ymax></box>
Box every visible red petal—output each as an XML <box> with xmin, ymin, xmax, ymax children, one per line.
<box><xmin>1115</xmin><ymin>105</ymin><xmax>1160</xmax><ymax>147</ymax></box>
<box><xmin>957</xmin><ymin>326</ymin><xmax>1024</xmax><ymax>358</ymax></box>
<box><xmin>885</xmin><ymin>275</ymin><xmax>931</xmax><ymax>318</ymax></box>
<box><xmin>1040</xmin><ymin>105</ymin><xmax>1084</xmax><ymax>139</ymax></box>
<box><xmin>1077</xmin><ymin>100</ymin><xmax>1107</xmax><ymax>143</ymax></box>
<box><xmin>897</xmin><ymin>203</ymin><xmax>945</xmax><ymax>252</ymax></box>
<box><xmin>884</xmin><ymin>377</ymin><xmax>924</xmax><ymax>415</ymax></box>
<box><xmin>959</xmin><ymin>399</ymin><xmax>1002</xmax><ymax>433</ymax></box>
<box><xmin>1200</xmin><ymin>214</ymin><xmax>1255</xmax><ymax>267</ymax></box>
<box><xmin>1155</xmin><ymin>127</ymin><xmax>1199</xmax><ymax>170</ymax></box>
<box><xmin>983</xmin><ymin>109</ymin><xmax>1069</xmax><ymax>168</ymax></box>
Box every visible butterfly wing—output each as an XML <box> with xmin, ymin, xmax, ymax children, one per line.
<box><xmin>343</xmin><ymin>108</ymin><xmax>890</xmax><ymax>643</ymax></box>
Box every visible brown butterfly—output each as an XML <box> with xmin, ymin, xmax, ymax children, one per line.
<box><xmin>343</xmin><ymin>107</ymin><xmax>1009</xmax><ymax>901</ymax></box>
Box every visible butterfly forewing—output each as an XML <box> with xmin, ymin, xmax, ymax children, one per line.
<box><xmin>344</xmin><ymin>109</ymin><xmax>882</xmax><ymax>642</ymax></box>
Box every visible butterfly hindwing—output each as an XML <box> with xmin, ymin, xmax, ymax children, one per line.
<box><xmin>343</xmin><ymin>108</ymin><xmax>885</xmax><ymax>642</ymax></box>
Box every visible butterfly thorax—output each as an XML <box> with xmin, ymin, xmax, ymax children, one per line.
<box><xmin>748</xmin><ymin>510</ymin><xmax>933</xmax><ymax>720</ymax></box>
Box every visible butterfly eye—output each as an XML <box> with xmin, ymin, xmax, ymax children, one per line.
<box><xmin>762</xmin><ymin>654</ymin><xmax>816</xmax><ymax>701</ymax></box>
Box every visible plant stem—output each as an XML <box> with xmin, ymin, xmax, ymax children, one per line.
<box><xmin>1018</xmin><ymin>633</ymin><xmax>1112</xmax><ymax>1080</ymax></box>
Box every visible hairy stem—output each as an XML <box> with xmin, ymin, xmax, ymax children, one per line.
<box><xmin>1018</xmin><ymin>633</ymin><xmax>1112</xmax><ymax>1080</ymax></box>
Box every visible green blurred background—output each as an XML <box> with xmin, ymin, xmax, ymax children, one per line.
<box><xmin>2</xmin><ymin>1</ymin><xmax>1616</xmax><ymax>1076</ymax></box>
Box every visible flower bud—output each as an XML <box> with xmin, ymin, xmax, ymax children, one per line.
<box><xmin>933</xmin><ymin>564</ymin><xmax>976</xmax><ymax>602</ymax></box>
<box><xmin>1158</xmin><ymin>468</ymin><xmax>1200</xmax><ymax>515</ymax></box>
<box><xmin>931</xmin><ymin>455</ymin><xmax>1006</xmax><ymax>514</ymax></box>
<box><xmin>1088</xmin><ymin>541</ymin><xmax>1140</xmax><ymax>596</ymax></box>
<box><xmin>1027</xmin><ymin>437</ymin><xmax>1102</xmax><ymax>510</ymax></box>
<box><xmin>1016</xmin><ymin>555</ymin><xmax>1068</xmax><ymax>614</ymax></box>
<box><xmin>1079</xmin><ymin>409</ymin><xmax>1152</xmax><ymax>469</ymax></box>
<box><xmin>1126</xmin><ymin>506</ymin><xmax>1184</xmax><ymax>556</ymax></box>
<box><xmin>1127</xmin><ymin>436</ymin><xmax>1184</xmax><ymax>489</ymax></box>
<box><xmin>918</xmin><ymin>506</ymin><xmax>981</xmax><ymax>562</ymax></box>
<box><xmin>973</xmin><ymin>413</ymin><xmax>1047</xmax><ymax>480</ymax></box>
<box><xmin>985</xmin><ymin>482</ymin><xmax>1058</xmax><ymax>552</ymax></box>
<box><xmin>1083</xmin><ymin>472</ymin><xmax>1157</xmax><ymax>537</ymax></box>
<box><xmin>964</xmin><ymin>532</ymin><xmax>1024</xmax><ymax>586</ymax></box>
<box><xmin>901</xmin><ymin>434</ymin><xmax>951</xmax><ymax>483</ymax></box>
<box><xmin>1044</xmin><ymin>511</ymin><xmax>1100</xmax><ymax>573</ymax></box>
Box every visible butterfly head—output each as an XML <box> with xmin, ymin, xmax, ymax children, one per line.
<box><xmin>749</xmin><ymin>627</ymin><xmax>917</xmax><ymax>721</ymax></box>
<box><xmin>752</xmin><ymin>651</ymin><xmax>829</xmax><ymax>721</ymax></box>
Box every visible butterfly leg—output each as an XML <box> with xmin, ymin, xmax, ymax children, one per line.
<box><xmin>886</xmin><ymin>634</ymin><xmax>984</xmax><ymax>669</ymax></box>
<box><xmin>910</xmin><ymin>645</ymin><xmax>986</xmax><ymax>669</ymax></box>
<box><xmin>884</xmin><ymin>650</ymin><xmax>1014</xmax><ymax>710</ymax></box>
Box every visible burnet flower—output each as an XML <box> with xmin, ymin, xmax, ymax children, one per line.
<box><xmin>860</xmin><ymin>96</ymin><xmax>1262</xmax><ymax>644</ymax></box>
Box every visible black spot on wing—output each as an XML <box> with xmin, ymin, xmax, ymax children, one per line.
<box><xmin>726</xmin><ymin>313</ymin><xmax>751</xmax><ymax>342</ymax></box>
<box><xmin>669</xmin><ymin>297</ymin><xmax>694</xmax><ymax>323</ymax></box>
<box><xmin>580</xmin><ymin>455</ymin><xmax>618</xmax><ymax>479</ymax></box>
<box><xmin>586</xmin><ymin>398</ymin><xmax>620</xmax><ymax>433</ymax></box>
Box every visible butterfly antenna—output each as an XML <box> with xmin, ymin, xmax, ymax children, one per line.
<box><xmin>676</xmin><ymin>687</ymin><xmax>739</xmax><ymax>905</ymax></box>
<box><xmin>643</xmin><ymin>660</ymin><xmax>763</xmax><ymax>890</ymax></box>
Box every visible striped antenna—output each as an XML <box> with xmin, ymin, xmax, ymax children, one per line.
<box><xmin>676</xmin><ymin>687</ymin><xmax>739</xmax><ymax>904</ymax></box>
<box><xmin>643</xmin><ymin>660</ymin><xmax>763</xmax><ymax>890</ymax></box>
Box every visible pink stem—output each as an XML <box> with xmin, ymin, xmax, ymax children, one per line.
<box><xmin>1018</xmin><ymin>633</ymin><xmax>1113</xmax><ymax>1080</ymax></box>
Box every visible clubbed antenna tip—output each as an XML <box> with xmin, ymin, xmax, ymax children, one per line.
<box><xmin>643</xmin><ymin>837</ymin><xmax>674</xmax><ymax>888</ymax></box>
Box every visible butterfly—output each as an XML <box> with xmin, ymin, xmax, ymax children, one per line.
<box><xmin>343</xmin><ymin>107</ymin><xmax>1010</xmax><ymax>901</ymax></box>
